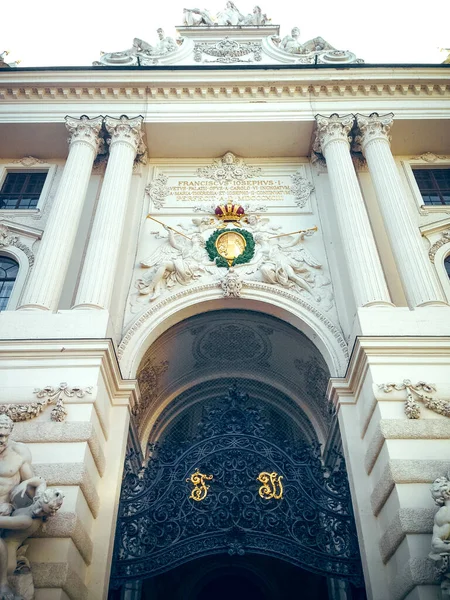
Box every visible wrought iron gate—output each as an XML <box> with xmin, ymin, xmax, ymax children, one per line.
<box><xmin>110</xmin><ymin>385</ymin><xmax>363</xmax><ymax>588</ymax></box>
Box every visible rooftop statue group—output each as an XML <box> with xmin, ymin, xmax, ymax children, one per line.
<box><xmin>274</xmin><ymin>27</ymin><xmax>335</xmax><ymax>56</ymax></box>
<box><xmin>183</xmin><ymin>3</ymin><xmax>269</xmax><ymax>26</ymax></box>
<box><xmin>0</xmin><ymin>414</ymin><xmax>63</xmax><ymax>600</ymax></box>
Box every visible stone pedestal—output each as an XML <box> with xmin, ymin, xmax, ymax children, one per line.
<box><xmin>356</xmin><ymin>113</ymin><xmax>447</xmax><ymax>308</ymax></box>
<box><xmin>18</xmin><ymin>116</ymin><xmax>103</xmax><ymax>312</ymax></box>
<box><xmin>73</xmin><ymin>115</ymin><xmax>144</xmax><ymax>310</ymax></box>
<box><xmin>315</xmin><ymin>114</ymin><xmax>392</xmax><ymax>308</ymax></box>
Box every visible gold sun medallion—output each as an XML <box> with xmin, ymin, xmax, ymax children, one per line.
<box><xmin>215</xmin><ymin>230</ymin><xmax>247</xmax><ymax>267</ymax></box>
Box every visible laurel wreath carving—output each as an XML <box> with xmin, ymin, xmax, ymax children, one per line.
<box><xmin>205</xmin><ymin>228</ymin><xmax>255</xmax><ymax>269</ymax></box>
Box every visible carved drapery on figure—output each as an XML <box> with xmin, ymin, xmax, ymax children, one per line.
<box><xmin>429</xmin><ymin>474</ymin><xmax>450</xmax><ymax>597</ymax></box>
<box><xmin>95</xmin><ymin>29</ymin><xmax>184</xmax><ymax>66</ymax></box>
<box><xmin>0</xmin><ymin>414</ymin><xmax>64</xmax><ymax>599</ymax></box>
<box><xmin>184</xmin><ymin>3</ymin><xmax>270</xmax><ymax>27</ymax></box>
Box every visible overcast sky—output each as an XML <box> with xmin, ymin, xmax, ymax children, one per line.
<box><xmin>2</xmin><ymin>0</ymin><xmax>449</xmax><ymax>67</ymax></box>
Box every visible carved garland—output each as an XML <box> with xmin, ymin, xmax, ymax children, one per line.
<box><xmin>378</xmin><ymin>380</ymin><xmax>450</xmax><ymax>419</ymax></box>
<box><xmin>428</xmin><ymin>230</ymin><xmax>450</xmax><ymax>263</ymax></box>
<box><xmin>0</xmin><ymin>224</ymin><xmax>35</xmax><ymax>266</ymax></box>
<box><xmin>205</xmin><ymin>228</ymin><xmax>255</xmax><ymax>268</ymax></box>
<box><xmin>0</xmin><ymin>383</ymin><xmax>92</xmax><ymax>423</ymax></box>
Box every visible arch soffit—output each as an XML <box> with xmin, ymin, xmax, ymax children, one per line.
<box><xmin>119</xmin><ymin>284</ymin><xmax>349</xmax><ymax>379</ymax></box>
<box><xmin>139</xmin><ymin>373</ymin><xmax>326</xmax><ymax>453</ymax></box>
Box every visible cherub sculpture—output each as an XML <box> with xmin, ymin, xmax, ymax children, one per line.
<box><xmin>136</xmin><ymin>226</ymin><xmax>210</xmax><ymax>301</ymax></box>
<box><xmin>429</xmin><ymin>475</ymin><xmax>450</xmax><ymax>596</ymax></box>
<box><xmin>250</xmin><ymin>228</ymin><xmax>322</xmax><ymax>301</ymax></box>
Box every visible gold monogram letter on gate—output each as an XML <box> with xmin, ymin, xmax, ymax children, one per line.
<box><xmin>257</xmin><ymin>472</ymin><xmax>284</xmax><ymax>500</ymax></box>
<box><xmin>187</xmin><ymin>469</ymin><xmax>213</xmax><ymax>502</ymax></box>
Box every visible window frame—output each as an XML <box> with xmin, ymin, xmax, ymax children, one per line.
<box><xmin>401</xmin><ymin>157</ymin><xmax>450</xmax><ymax>215</ymax></box>
<box><xmin>0</xmin><ymin>163</ymin><xmax>56</xmax><ymax>217</ymax></box>
<box><xmin>0</xmin><ymin>247</ymin><xmax>29</xmax><ymax>311</ymax></box>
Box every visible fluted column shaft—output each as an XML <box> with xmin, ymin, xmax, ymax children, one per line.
<box><xmin>356</xmin><ymin>113</ymin><xmax>447</xmax><ymax>307</ymax></box>
<box><xmin>73</xmin><ymin>115</ymin><xmax>144</xmax><ymax>310</ymax></box>
<box><xmin>18</xmin><ymin>116</ymin><xmax>103</xmax><ymax>311</ymax></box>
<box><xmin>315</xmin><ymin>114</ymin><xmax>392</xmax><ymax>308</ymax></box>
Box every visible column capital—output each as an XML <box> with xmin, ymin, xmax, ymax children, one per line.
<box><xmin>355</xmin><ymin>112</ymin><xmax>394</xmax><ymax>149</ymax></box>
<box><xmin>65</xmin><ymin>115</ymin><xmax>103</xmax><ymax>153</ymax></box>
<box><xmin>314</xmin><ymin>113</ymin><xmax>353</xmax><ymax>154</ymax></box>
<box><xmin>105</xmin><ymin>115</ymin><xmax>145</xmax><ymax>155</ymax></box>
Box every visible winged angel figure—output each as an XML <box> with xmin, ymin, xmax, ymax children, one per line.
<box><xmin>136</xmin><ymin>226</ymin><xmax>213</xmax><ymax>301</ymax></box>
<box><xmin>248</xmin><ymin>230</ymin><xmax>323</xmax><ymax>302</ymax></box>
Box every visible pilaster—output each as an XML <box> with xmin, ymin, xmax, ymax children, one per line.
<box><xmin>329</xmin><ymin>337</ymin><xmax>450</xmax><ymax>600</ymax></box>
<box><xmin>18</xmin><ymin>116</ymin><xmax>103</xmax><ymax>312</ymax></box>
<box><xmin>355</xmin><ymin>113</ymin><xmax>448</xmax><ymax>308</ymax></box>
<box><xmin>314</xmin><ymin>114</ymin><xmax>392</xmax><ymax>308</ymax></box>
<box><xmin>73</xmin><ymin>115</ymin><xmax>144</xmax><ymax>311</ymax></box>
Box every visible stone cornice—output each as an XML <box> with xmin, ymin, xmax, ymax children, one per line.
<box><xmin>327</xmin><ymin>336</ymin><xmax>450</xmax><ymax>405</ymax></box>
<box><xmin>0</xmin><ymin>67</ymin><xmax>449</xmax><ymax>104</ymax></box>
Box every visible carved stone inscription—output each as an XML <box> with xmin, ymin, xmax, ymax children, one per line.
<box><xmin>170</xmin><ymin>179</ymin><xmax>290</xmax><ymax>203</ymax></box>
<box><xmin>146</xmin><ymin>156</ymin><xmax>314</xmax><ymax>211</ymax></box>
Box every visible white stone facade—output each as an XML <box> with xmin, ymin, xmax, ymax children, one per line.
<box><xmin>0</xmin><ymin>10</ymin><xmax>450</xmax><ymax>600</ymax></box>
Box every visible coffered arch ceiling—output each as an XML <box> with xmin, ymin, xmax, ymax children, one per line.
<box><xmin>135</xmin><ymin>309</ymin><xmax>334</xmax><ymax>449</ymax></box>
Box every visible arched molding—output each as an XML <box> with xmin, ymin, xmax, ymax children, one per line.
<box><xmin>119</xmin><ymin>283</ymin><xmax>348</xmax><ymax>379</ymax></box>
<box><xmin>139</xmin><ymin>373</ymin><xmax>327</xmax><ymax>453</ymax></box>
<box><xmin>434</xmin><ymin>242</ymin><xmax>450</xmax><ymax>301</ymax></box>
<box><xmin>0</xmin><ymin>246</ymin><xmax>30</xmax><ymax>310</ymax></box>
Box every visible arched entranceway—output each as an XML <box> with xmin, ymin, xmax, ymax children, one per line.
<box><xmin>111</xmin><ymin>310</ymin><xmax>365</xmax><ymax>599</ymax></box>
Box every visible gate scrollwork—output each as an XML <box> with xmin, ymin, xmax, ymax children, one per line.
<box><xmin>111</xmin><ymin>384</ymin><xmax>363</xmax><ymax>588</ymax></box>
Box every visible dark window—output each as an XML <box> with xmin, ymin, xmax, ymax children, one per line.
<box><xmin>412</xmin><ymin>168</ymin><xmax>450</xmax><ymax>206</ymax></box>
<box><xmin>0</xmin><ymin>255</ymin><xmax>18</xmax><ymax>310</ymax></box>
<box><xmin>445</xmin><ymin>255</ymin><xmax>450</xmax><ymax>279</ymax></box>
<box><xmin>0</xmin><ymin>172</ymin><xmax>47</xmax><ymax>210</ymax></box>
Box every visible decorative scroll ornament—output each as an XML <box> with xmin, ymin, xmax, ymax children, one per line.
<box><xmin>145</xmin><ymin>173</ymin><xmax>170</xmax><ymax>210</ymax></box>
<box><xmin>0</xmin><ymin>225</ymin><xmax>35</xmax><ymax>266</ymax></box>
<box><xmin>290</xmin><ymin>171</ymin><xmax>314</xmax><ymax>208</ymax></box>
<box><xmin>0</xmin><ymin>383</ymin><xmax>92</xmax><ymax>423</ymax></box>
<box><xmin>187</xmin><ymin>470</ymin><xmax>213</xmax><ymax>501</ymax></box>
<box><xmin>257</xmin><ymin>472</ymin><xmax>283</xmax><ymax>500</ymax></box>
<box><xmin>428</xmin><ymin>230</ymin><xmax>450</xmax><ymax>263</ymax></box>
<box><xmin>194</xmin><ymin>37</ymin><xmax>262</xmax><ymax>63</ymax></box>
<box><xmin>378</xmin><ymin>380</ymin><xmax>450</xmax><ymax>419</ymax></box>
<box><xmin>135</xmin><ymin>359</ymin><xmax>169</xmax><ymax>426</ymax></box>
<box><xmin>411</xmin><ymin>152</ymin><xmax>448</xmax><ymax>163</ymax></box>
<box><xmin>219</xmin><ymin>268</ymin><xmax>242</xmax><ymax>298</ymax></box>
<box><xmin>197</xmin><ymin>152</ymin><xmax>261</xmax><ymax>181</ymax></box>
<box><xmin>12</xmin><ymin>156</ymin><xmax>46</xmax><ymax>167</ymax></box>
<box><xmin>429</xmin><ymin>474</ymin><xmax>450</xmax><ymax>596</ymax></box>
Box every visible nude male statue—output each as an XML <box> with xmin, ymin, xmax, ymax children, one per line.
<box><xmin>0</xmin><ymin>414</ymin><xmax>39</xmax><ymax>600</ymax></box>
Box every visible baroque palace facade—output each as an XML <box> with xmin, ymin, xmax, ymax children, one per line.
<box><xmin>0</xmin><ymin>5</ymin><xmax>450</xmax><ymax>600</ymax></box>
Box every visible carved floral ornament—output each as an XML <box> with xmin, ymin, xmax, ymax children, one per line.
<box><xmin>378</xmin><ymin>380</ymin><xmax>450</xmax><ymax>419</ymax></box>
<box><xmin>0</xmin><ymin>224</ymin><xmax>35</xmax><ymax>266</ymax></box>
<box><xmin>428</xmin><ymin>230</ymin><xmax>450</xmax><ymax>263</ymax></box>
<box><xmin>0</xmin><ymin>383</ymin><xmax>92</xmax><ymax>423</ymax></box>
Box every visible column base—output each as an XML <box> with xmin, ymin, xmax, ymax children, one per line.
<box><xmin>17</xmin><ymin>304</ymin><xmax>52</xmax><ymax>311</ymax></box>
<box><xmin>415</xmin><ymin>300</ymin><xmax>449</xmax><ymax>307</ymax></box>
<box><xmin>362</xmin><ymin>301</ymin><xmax>396</xmax><ymax>308</ymax></box>
<box><xmin>71</xmin><ymin>303</ymin><xmax>105</xmax><ymax>310</ymax></box>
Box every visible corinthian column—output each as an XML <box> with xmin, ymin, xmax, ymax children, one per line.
<box><xmin>356</xmin><ymin>113</ymin><xmax>447</xmax><ymax>307</ymax></box>
<box><xmin>73</xmin><ymin>115</ymin><xmax>144</xmax><ymax>310</ymax></box>
<box><xmin>315</xmin><ymin>114</ymin><xmax>392</xmax><ymax>307</ymax></box>
<box><xmin>18</xmin><ymin>115</ymin><xmax>103</xmax><ymax>311</ymax></box>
